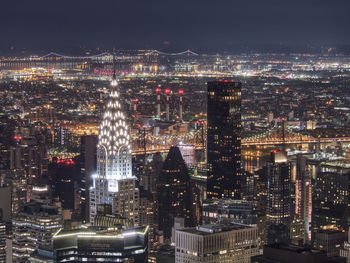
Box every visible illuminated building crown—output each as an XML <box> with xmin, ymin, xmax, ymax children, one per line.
<box><xmin>98</xmin><ymin>80</ymin><xmax>130</xmax><ymax>155</ymax></box>
<box><xmin>96</xmin><ymin>78</ymin><xmax>133</xmax><ymax>192</ymax></box>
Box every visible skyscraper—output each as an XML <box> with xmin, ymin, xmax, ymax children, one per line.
<box><xmin>89</xmin><ymin>75</ymin><xmax>138</xmax><ymax>224</ymax></box>
<box><xmin>175</xmin><ymin>223</ymin><xmax>259</xmax><ymax>263</ymax></box>
<box><xmin>80</xmin><ymin>135</ymin><xmax>97</xmax><ymax>222</ymax></box>
<box><xmin>206</xmin><ymin>80</ymin><xmax>242</xmax><ymax>199</ymax></box>
<box><xmin>12</xmin><ymin>186</ymin><xmax>62</xmax><ymax>262</ymax></box>
<box><xmin>295</xmin><ymin>154</ymin><xmax>312</xmax><ymax>242</ymax></box>
<box><xmin>0</xmin><ymin>221</ymin><xmax>5</xmax><ymax>263</ymax></box>
<box><xmin>266</xmin><ymin>150</ymin><xmax>292</xmax><ymax>244</ymax></box>
<box><xmin>312</xmin><ymin>165</ymin><xmax>349</xmax><ymax>240</ymax></box>
<box><xmin>157</xmin><ymin>146</ymin><xmax>197</xmax><ymax>241</ymax></box>
<box><xmin>266</xmin><ymin>150</ymin><xmax>291</xmax><ymax>226</ymax></box>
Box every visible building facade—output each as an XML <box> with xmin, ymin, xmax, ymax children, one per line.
<box><xmin>202</xmin><ymin>199</ymin><xmax>256</xmax><ymax>225</ymax></box>
<box><xmin>157</xmin><ymin>146</ymin><xmax>198</xmax><ymax>241</ymax></box>
<box><xmin>89</xmin><ymin>78</ymin><xmax>138</xmax><ymax>224</ymax></box>
<box><xmin>12</xmin><ymin>201</ymin><xmax>62</xmax><ymax>262</ymax></box>
<box><xmin>207</xmin><ymin>80</ymin><xmax>242</xmax><ymax>199</ymax></box>
<box><xmin>315</xmin><ymin>229</ymin><xmax>347</xmax><ymax>258</ymax></box>
<box><xmin>175</xmin><ymin>223</ymin><xmax>259</xmax><ymax>263</ymax></box>
<box><xmin>295</xmin><ymin>155</ymin><xmax>312</xmax><ymax>243</ymax></box>
<box><xmin>53</xmin><ymin>226</ymin><xmax>149</xmax><ymax>263</ymax></box>
<box><xmin>266</xmin><ymin>150</ymin><xmax>291</xmax><ymax>228</ymax></box>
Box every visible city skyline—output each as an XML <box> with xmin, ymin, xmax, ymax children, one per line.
<box><xmin>1</xmin><ymin>2</ymin><xmax>350</xmax><ymax>262</ymax></box>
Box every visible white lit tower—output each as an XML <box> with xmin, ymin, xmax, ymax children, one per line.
<box><xmin>90</xmin><ymin>57</ymin><xmax>139</xmax><ymax>225</ymax></box>
<box><xmin>165</xmin><ymin>88</ymin><xmax>170</xmax><ymax>121</ymax></box>
<box><xmin>156</xmin><ymin>88</ymin><xmax>161</xmax><ymax>119</ymax></box>
<box><xmin>179</xmin><ymin>89</ymin><xmax>184</xmax><ymax>121</ymax></box>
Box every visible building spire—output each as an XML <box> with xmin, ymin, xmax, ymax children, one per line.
<box><xmin>111</xmin><ymin>48</ymin><xmax>117</xmax><ymax>87</ymax></box>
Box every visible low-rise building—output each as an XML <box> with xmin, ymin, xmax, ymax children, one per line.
<box><xmin>175</xmin><ymin>223</ymin><xmax>259</xmax><ymax>263</ymax></box>
<box><xmin>53</xmin><ymin>225</ymin><xmax>149</xmax><ymax>262</ymax></box>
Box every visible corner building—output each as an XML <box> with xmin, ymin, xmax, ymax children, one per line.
<box><xmin>207</xmin><ymin>80</ymin><xmax>242</xmax><ymax>199</ymax></box>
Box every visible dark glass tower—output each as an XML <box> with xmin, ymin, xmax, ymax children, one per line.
<box><xmin>206</xmin><ymin>80</ymin><xmax>242</xmax><ymax>199</ymax></box>
<box><xmin>79</xmin><ymin>135</ymin><xmax>97</xmax><ymax>222</ymax></box>
<box><xmin>157</xmin><ymin>147</ymin><xmax>197</xmax><ymax>240</ymax></box>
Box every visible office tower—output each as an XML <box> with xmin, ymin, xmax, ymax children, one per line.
<box><xmin>251</xmin><ymin>244</ymin><xmax>330</xmax><ymax>263</ymax></box>
<box><xmin>141</xmin><ymin>153</ymin><xmax>163</xmax><ymax>197</ymax></box>
<box><xmin>266</xmin><ymin>150</ymin><xmax>292</xmax><ymax>244</ymax></box>
<box><xmin>49</xmin><ymin>158</ymin><xmax>80</xmax><ymax>212</ymax></box>
<box><xmin>313</xmin><ymin>166</ymin><xmax>349</xmax><ymax>235</ymax></box>
<box><xmin>295</xmin><ymin>155</ymin><xmax>312</xmax><ymax>242</ymax></box>
<box><xmin>165</xmin><ymin>88</ymin><xmax>170</xmax><ymax>121</ymax></box>
<box><xmin>139</xmin><ymin>189</ymin><xmax>156</xmax><ymax>247</ymax></box>
<box><xmin>12</xmin><ymin>187</ymin><xmax>62</xmax><ymax>262</ymax></box>
<box><xmin>140</xmin><ymin>153</ymin><xmax>163</xmax><ymax>248</ymax></box>
<box><xmin>6</xmin><ymin>127</ymin><xmax>49</xmax><ymax>217</ymax></box>
<box><xmin>113</xmin><ymin>178</ymin><xmax>140</xmax><ymax>226</ymax></box>
<box><xmin>139</xmin><ymin>189</ymin><xmax>154</xmax><ymax>227</ymax></box>
<box><xmin>89</xmin><ymin>77</ymin><xmax>138</xmax><ymax>224</ymax></box>
<box><xmin>175</xmin><ymin>223</ymin><xmax>259</xmax><ymax>263</ymax></box>
<box><xmin>290</xmin><ymin>218</ymin><xmax>306</xmax><ymax>245</ymax></box>
<box><xmin>157</xmin><ymin>146</ymin><xmax>197</xmax><ymax>241</ymax></box>
<box><xmin>0</xmin><ymin>221</ymin><xmax>5</xmax><ymax>263</ymax></box>
<box><xmin>53</xmin><ymin>225</ymin><xmax>149</xmax><ymax>263</ymax></box>
<box><xmin>266</xmin><ymin>150</ymin><xmax>291</xmax><ymax>227</ymax></box>
<box><xmin>80</xmin><ymin>135</ymin><xmax>97</xmax><ymax>222</ymax></box>
<box><xmin>179</xmin><ymin>89</ymin><xmax>184</xmax><ymax>121</ymax></box>
<box><xmin>10</xmin><ymin>126</ymin><xmax>49</xmax><ymax>184</ymax></box>
<box><xmin>340</xmin><ymin>228</ymin><xmax>350</xmax><ymax>263</ymax></box>
<box><xmin>0</xmin><ymin>187</ymin><xmax>11</xmax><ymax>223</ymax></box>
<box><xmin>202</xmin><ymin>199</ymin><xmax>256</xmax><ymax>225</ymax></box>
<box><xmin>207</xmin><ymin>80</ymin><xmax>242</xmax><ymax>199</ymax></box>
<box><xmin>9</xmin><ymin>168</ymin><xmax>27</xmax><ymax>217</ymax></box>
<box><xmin>315</xmin><ymin>229</ymin><xmax>347</xmax><ymax>258</ymax></box>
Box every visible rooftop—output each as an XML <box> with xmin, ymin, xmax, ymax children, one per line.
<box><xmin>53</xmin><ymin>225</ymin><xmax>148</xmax><ymax>239</ymax></box>
<box><xmin>178</xmin><ymin>223</ymin><xmax>253</xmax><ymax>235</ymax></box>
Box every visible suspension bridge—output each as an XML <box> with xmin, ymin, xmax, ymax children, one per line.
<box><xmin>0</xmin><ymin>49</ymin><xmax>199</xmax><ymax>70</ymax></box>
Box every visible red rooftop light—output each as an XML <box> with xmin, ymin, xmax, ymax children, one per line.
<box><xmin>165</xmin><ymin>89</ymin><xmax>171</xmax><ymax>94</ymax></box>
<box><xmin>179</xmin><ymin>89</ymin><xmax>184</xmax><ymax>95</ymax></box>
<box><xmin>155</xmin><ymin>88</ymin><xmax>161</xmax><ymax>93</ymax></box>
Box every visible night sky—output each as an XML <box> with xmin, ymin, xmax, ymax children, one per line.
<box><xmin>1</xmin><ymin>0</ymin><xmax>350</xmax><ymax>52</ymax></box>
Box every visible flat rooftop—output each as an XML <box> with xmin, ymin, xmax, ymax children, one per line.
<box><xmin>178</xmin><ymin>223</ymin><xmax>253</xmax><ymax>235</ymax></box>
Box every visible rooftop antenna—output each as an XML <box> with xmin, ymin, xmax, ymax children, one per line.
<box><xmin>113</xmin><ymin>48</ymin><xmax>116</xmax><ymax>80</ymax></box>
<box><xmin>111</xmin><ymin>48</ymin><xmax>117</xmax><ymax>87</ymax></box>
